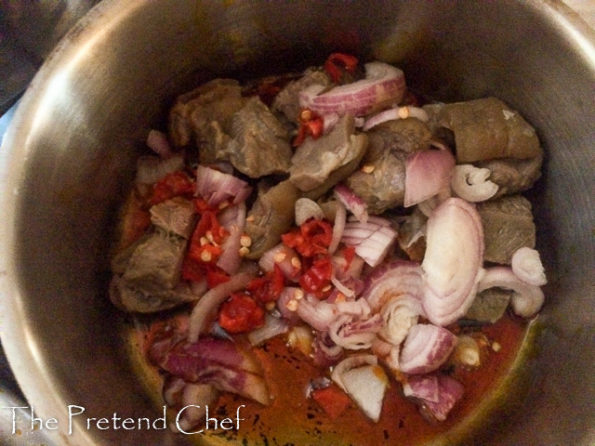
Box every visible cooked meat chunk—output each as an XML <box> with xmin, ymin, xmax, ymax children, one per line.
<box><xmin>464</xmin><ymin>288</ymin><xmax>512</xmax><ymax>323</ymax></box>
<box><xmin>150</xmin><ymin>197</ymin><xmax>197</xmax><ymax>239</ymax></box>
<box><xmin>424</xmin><ymin>97</ymin><xmax>542</xmax><ymax>163</ymax></box>
<box><xmin>168</xmin><ymin>78</ymin><xmax>246</xmax><ymax>154</ymax></box>
<box><xmin>272</xmin><ymin>68</ymin><xmax>331</xmax><ymax>122</ymax></box>
<box><xmin>477</xmin><ymin>195</ymin><xmax>536</xmax><ymax>264</ymax></box>
<box><xmin>245</xmin><ymin>180</ymin><xmax>300</xmax><ymax>259</ymax></box>
<box><xmin>397</xmin><ymin>207</ymin><xmax>427</xmax><ymax>261</ymax></box>
<box><xmin>123</xmin><ymin>230</ymin><xmax>187</xmax><ymax>290</ymax></box>
<box><xmin>345</xmin><ymin>118</ymin><xmax>431</xmax><ymax>213</ymax></box>
<box><xmin>290</xmin><ymin>115</ymin><xmax>368</xmax><ymax>193</ymax></box>
<box><xmin>109</xmin><ymin>276</ymin><xmax>198</xmax><ymax>313</ymax></box>
<box><xmin>225</xmin><ymin>97</ymin><xmax>293</xmax><ymax>178</ymax></box>
<box><xmin>477</xmin><ymin>154</ymin><xmax>543</xmax><ymax>197</ymax></box>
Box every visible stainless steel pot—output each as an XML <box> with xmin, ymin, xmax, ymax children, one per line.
<box><xmin>1</xmin><ymin>1</ymin><xmax>593</xmax><ymax>445</ymax></box>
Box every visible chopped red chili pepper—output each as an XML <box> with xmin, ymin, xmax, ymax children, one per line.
<box><xmin>218</xmin><ymin>292</ymin><xmax>265</xmax><ymax>334</ymax></box>
<box><xmin>150</xmin><ymin>170</ymin><xmax>195</xmax><ymax>205</ymax></box>
<box><xmin>324</xmin><ymin>52</ymin><xmax>359</xmax><ymax>84</ymax></box>
<box><xmin>247</xmin><ymin>264</ymin><xmax>285</xmax><ymax>303</ymax></box>
<box><xmin>292</xmin><ymin>109</ymin><xmax>324</xmax><ymax>147</ymax></box>
<box><xmin>341</xmin><ymin>246</ymin><xmax>356</xmax><ymax>271</ymax></box>
<box><xmin>300</xmin><ymin>255</ymin><xmax>333</xmax><ymax>297</ymax></box>
<box><xmin>205</xmin><ymin>265</ymin><xmax>230</xmax><ymax>288</ymax></box>
<box><xmin>311</xmin><ymin>385</ymin><xmax>351</xmax><ymax>420</ymax></box>
<box><xmin>282</xmin><ymin>219</ymin><xmax>333</xmax><ymax>258</ymax></box>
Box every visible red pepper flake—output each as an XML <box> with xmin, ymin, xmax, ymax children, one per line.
<box><xmin>247</xmin><ymin>264</ymin><xmax>286</xmax><ymax>303</ymax></box>
<box><xmin>218</xmin><ymin>292</ymin><xmax>265</xmax><ymax>334</ymax></box>
<box><xmin>292</xmin><ymin>108</ymin><xmax>324</xmax><ymax>147</ymax></box>
<box><xmin>205</xmin><ymin>266</ymin><xmax>230</xmax><ymax>288</ymax></box>
<box><xmin>324</xmin><ymin>52</ymin><xmax>359</xmax><ymax>84</ymax></box>
<box><xmin>150</xmin><ymin>170</ymin><xmax>195</xmax><ymax>205</ymax></box>
<box><xmin>311</xmin><ymin>385</ymin><xmax>351</xmax><ymax>420</ymax></box>
<box><xmin>281</xmin><ymin>219</ymin><xmax>333</xmax><ymax>258</ymax></box>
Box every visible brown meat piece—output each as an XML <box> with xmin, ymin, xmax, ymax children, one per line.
<box><xmin>290</xmin><ymin>115</ymin><xmax>368</xmax><ymax>192</ymax></box>
<box><xmin>477</xmin><ymin>154</ymin><xmax>543</xmax><ymax>197</ymax></box>
<box><xmin>477</xmin><ymin>195</ymin><xmax>536</xmax><ymax>264</ymax></box>
<box><xmin>424</xmin><ymin>97</ymin><xmax>542</xmax><ymax>163</ymax></box>
<box><xmin>272</xmin><ymin>68</ymin><xmax>331</xmax><ymax>122</ymax></box>
<box><xmin>123</xmin><ymin>230</ymin><xmax>187</xmax><ymax>291</ymax></box>
<box><xmin>245</xmin><ymin>180</ymin><xmax>300</xmax><ymax>259</ymax></box>
<box><xmin>168</xmin><ymin>78</ymin><xmax>246</xmax><ymax>154</ymax></box>
<box><xmin>150</xmin><ymin>197</ymin><xmax>197</xmax><ymax>239</ymax></box>
<box><xmin>345</xmin><ymin>118</ymin><xmax>431</xmax><ymax>213</ymax></box>
<box><xmin>224</xmin><ymin>97</ymin><xmax>293</xmax><ymax>178</ymax></box>
<box><xmin>464</xmin><ymin>288</ymin><xmax>512</xmax><ymax>323</ymax></box>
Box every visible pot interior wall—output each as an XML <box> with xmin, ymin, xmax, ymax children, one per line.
<box><xmin>2</xmin><ymin>0</ymin><xmax>593</xmax><ymax>445</ymax></box>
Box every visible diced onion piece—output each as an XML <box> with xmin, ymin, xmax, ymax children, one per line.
<box><xmin>259</xmin><ymin>244</ymin><xmax>302</xmax><ymax>281</ymax></box>
<box><xmin>334</xmin><ymin>184</ymin><xmax>368</xmax><ymax>223</ymax></box>
<box><xmin>341</xmin><ymin>365</ymin><xmax>389</xmax><ymax>422</ymax></box>
<box><xmin>147</xmin><ymin>129</ymin><xmax>173</xmax><ymax>158</ymax></box>
<box><xmin>299</xmin><ymin>62</ymin><xmax>406</xmax><ymax>117</ymax></box>
<box><xmin>404</xmin><ymin>149</ymin><xmax>456</xmax><ymax>208</ymax></box>
<box><xmin>331</xmin><ymin>354</ymin><xmax>378</xmax><ymax>392</ymax></box>
<box><xmin>288</xmin><ymin>325</ymin><xmax>314</xmax><ymax>356</ymax></box>
<box><xmin>403</xmin><ymin>374</ymin><xmax>464</xmax><ymax>422</ymax></box>
<box><xmin>399</xmin><ymin>324</ymin><xmax>457</xmax><ymax>374</ymax></box>
<box><xmin>380</xmin><ymin>295</ymin><xmax>423</xmax><ymax>346</ymax></box>
<box><xmin>511</xmin><ymin>247</ymin><xmax>547</xmax><ymax>286</ymax></box>
<box><xmin>328</xmin><ymin>200</ymin><xmax>346</xmax><ymax>255</ymax></box>
<box><xmin>342</xmin><ymin>217</ymin><xmax>397</xmax><ymax>267</ymax></box>
<box><xmin>247</xmin><ymin>313</ymin><xmax>289</xmax><ymax>346</ymax></box>
<box><xmin>478</xmin><ymin>266</ymin><xmax>545</xmax><ymax>318</ymax></box>
<box><xmin>195</xmin><ymin>165</ymin><xmax>252</xmax><ymax>207</ymax></box>
<box><xmin>363</xmin><ymin>106</ymin><xmax>429</xmax><ymax>131</ymax></box>
<box><xmin>421</xmin><ymin>198</ymin><xmax>484</xmax><ymax>326</ymax></box>
<box><xmin>451</xmin><ymin>164</ymin><xmax>499</xmax><ymax>202</ymax></box>
<box><xmin>329</xmin><ymin>314</ymin><xmax>382</xmax><ymax>350</ymax></box>
<box><xmin>295</xmin><ymin>198</ymin><xmax>325</xmax><ymax>226</ymax></box>
<box><xmin>187</xmin><ymin>272</ymin><xmax>254</xmax><ymax>342</ymax></box>
<box><xmin>296</xmin><ymin>298</ymin><xmax>338</xmax><ymax>331</ymax></box>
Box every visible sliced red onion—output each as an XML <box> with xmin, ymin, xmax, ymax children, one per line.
<box><xmin>335</xmin><ymin>297</ymin><xmax>372</xmax><ymax>318</ymax></box>
<box><xmin>362</xmin><ymin>260</ymin><xmax>423</xmax><ymax>312</ymax></box>
<box><xmin>259</xmin><ymin>243</ymin><xmax>302</xmax><ymax>281</ymax></box>
<box><xmin>296</xmin><ymin>297</ymin><xmax>338</xmax><ymax>331</ymax></box>
<box><xmin>341</xmin><ymin>217</ymin><xmax>397</xmax><ymax>267</ymax></box>
<box><xmin>328</xmin><ymin>313</ymin><xmax>382</xmax><ymax>350</ymax></box>
<box><xmin>478</xmin><ymin>266</ymin><xmax>545</xmax><ymax>318</ymax></box>
<box><xmin>147</xmin><ymin>129</ymin><xmax>174</xmax><ymax>158</ymax></box>
<box><xmin>276</xmin><ymin>287</ymin><xmax>303</xmax><ymax>323</ymax></box>
<box><xmin>299</xmin><ymin>62</ymin><xmax>406</xmax><ymax>117</ymax></box>
<box><xmin>363</xmin><ymin>106</ymin><xmax>429</xmax><ymax>131</ymax></box>
<box><xmin>451</xmin><ymin>164</ymin><xmax>499</xmax><ymax>202</ymax></box>
<box><xmin>404</xmin><ymin>149</ymin><xmax>455</xmax><ymax>208</ymax></box>
<box><xmin>330</xmin><ymin>273</ymin><xmax>356</xmax><ymax>298</ymax></box>
<box><xmin>172</xmin><ymin>382</ymin><xmax>219</xmax><ymax>433</ymax></box>
<box><xmin>511</xmin><ymin>247</ymin><xmax>547</xmax><ymax>286</ymax></box>
<box><xmin>334</xmin><ymin>184</ymin><xmax>369</xmax><ymax>223</ymax></box>
<box><xmin>188</xmin><ymin>272</ymin><xmax>254</xmax><ymax>342</ymax></box>
<box><xmin>403</xmin><ymin>373</ymin><xmax>464</xmax><ymax>422</ymax></box>
<box><xmin>380</xmin><ymin>295</ymin><xmax>424</xmax><ymax>346</ymax></box>
<box><xmin>332</xmin><ymin>253</ymin><xmax>365</xmax><ymax>282</ymax></box>
<box><xmin>295</xmin><ymin>198</ymin><xmax>325</xmax><ymax>226</ymax></box>
<box><xmin>216</xmin><ymin>203</ymin><xmax>246</xmax><ymax>275</ymax></box>
<box><xmin>322</xmin><ymin>112</ymin><xmax>341</xmax><ymax>133</ymax></box>
<box><xmin>328</xmin><ymin>200</ymin><xmax>346</xmax><ymax>255</ymax></box>
<box><xmin>312</xmin><ymin>331</ymin><xmax>344</xmax><ymax>367</ymax></box>
<box><xmin>399</xmin><ymin>324</ymin><xmax>457</xmax><ymax>374</ymax></box>
<box><xmin>247</xmin><ymin>313</ymin><xmax>289</xmax><ymax>346</ymax></box>
<box><xmin>135</xmin><ymin>155</ymin><xmax>185</xmax><ymax>185</ymax></box>
<box><xmin>331</xmin><ymin>354</ymin><xmax>378</xmax><ymax>392</ymax></box>
<box><xmin>421</xmin><ymin>198</ymin><xmax>484</xmax><ymax>326</ymax></box>
<box><xmin>195</xmin><ymin>165</ymin><xmax>252</xmax><ymax>207</ymax></box>
<box><xmin>163</xmin><ymin>375</ymin><xmax>188</xmax><ymax>407</ymax></box>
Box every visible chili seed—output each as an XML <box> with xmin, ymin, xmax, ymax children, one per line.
<box><xmin>240</xmin><ymin>235</ymin><xmax>252</xmax><ymax>247</ymax></box>
<box><xmin>286</xmin><ymin>299</ymin><xmax>298</xmax><ymax>311</ymax></box>
<box><xmin>200</xmin><ymin>250</ymin><xmax>212</xmax><ymax>262</ymax></box>
<box><xmin>361</xmin><ymin>164</ymin><xmax>375</xmax><ymax>174</ymax></box>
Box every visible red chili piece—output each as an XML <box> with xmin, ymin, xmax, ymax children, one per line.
<box><xmin>311</xmin><ymin>385</ymin><xmax>351</xmax><ymax>420</ymax></box>
<box><xmin>150</xmin><ymin>171</ymin><xmax>195</xmax><ymax>205</ymax></box>
<box><xmin>247</xmin><ymin>264</ymin><xmax>286</xmax><ymax>303</ymax></box>
<box><xmin>281</xmin><ymin>219</ymin><xmax>333</xmax><ymax>258</ymax></box>
<box><xmin>324</xmin><ymin>52</ymin><xmax>359</xmax><ymax>83</ymax></box>
<box><xmin>292</xmin><ymin>109</ymin><xmax>324</xmax><ymax>147</ymax></box>
<box><xmin>300</xmin><ymin>255</ymin><xmax>333</xmax><ymax>298</ymax></box>
<box><xmin>218</xmin><ymin>292</ymin><xmax>265</xmax><ymax>333</ymax></box>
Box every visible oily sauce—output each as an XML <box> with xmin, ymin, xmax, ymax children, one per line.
<box><xmin>165</xmin><ymin>313</ymin><xmax>527</xmax><ymax>446</ymax></box>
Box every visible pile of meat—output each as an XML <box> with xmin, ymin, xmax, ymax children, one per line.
<box><xmin>109</xmin><ymin>54</ymin><xmax>547</xmax><ymax>430</ymax></box>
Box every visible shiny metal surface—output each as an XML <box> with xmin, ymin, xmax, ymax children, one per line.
<box><xmin>0</xmin><ymin>0</ymin><xmax>593</xmax><ymax>444</ymax></box>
